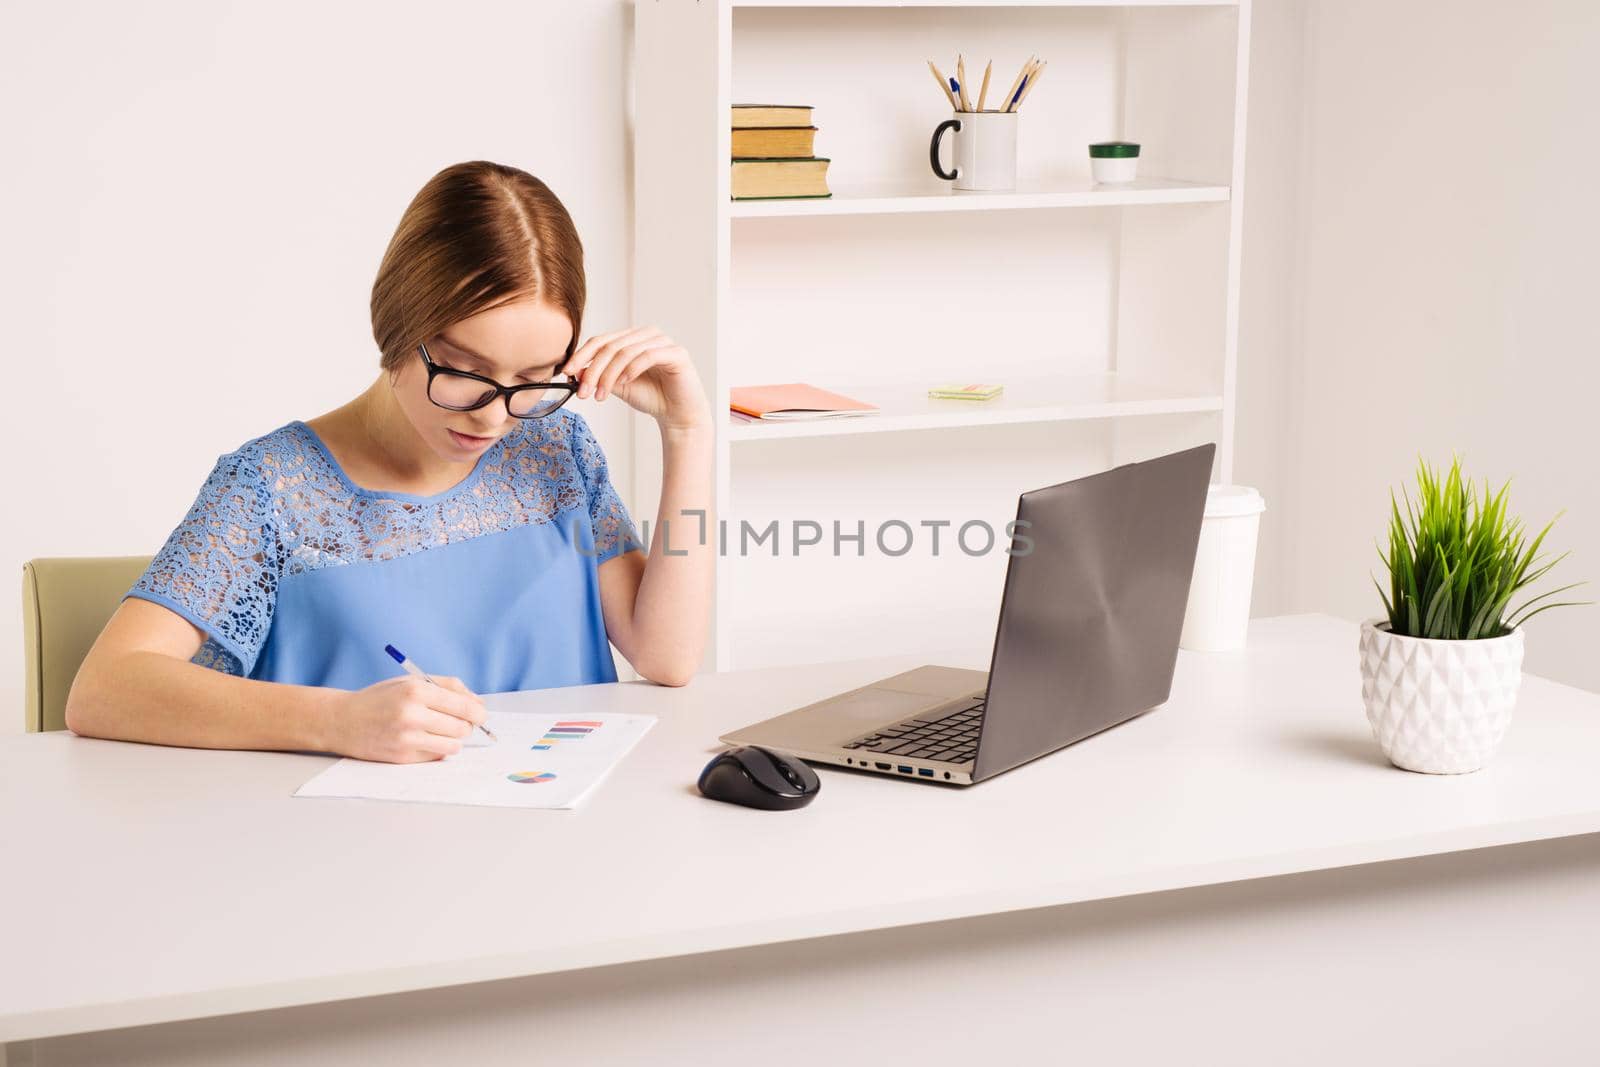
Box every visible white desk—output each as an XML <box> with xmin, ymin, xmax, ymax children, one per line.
<box><xmin>5</xmin><ymin>613</ymin><xmax>1600</xmax><ymax>1066</ymax></box>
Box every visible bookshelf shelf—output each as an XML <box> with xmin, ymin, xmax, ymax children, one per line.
<box><xmin>727</xmin><ymin>375</ymin><xmax>1224</xmax><ymax>440</ymax></box>
<box><xmin>728</xmin><ymin>177</ymin><xmax>1229</xmax><ymax>218</ymax></box>
<box><xmin>733</xmin><ymin>1</ymin><xmax>1237</xmax><ymax>8</ymax></box>
<box><xmin>634</xmin><ymin>0</ymin><xmax>1251</xmax><ymax>675</ymax></box>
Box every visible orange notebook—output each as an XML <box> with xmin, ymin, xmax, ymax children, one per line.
<box><xmin>729</xmin><ymin>383</ymin><xmax>879</xmax><ymax>421</ymax></box>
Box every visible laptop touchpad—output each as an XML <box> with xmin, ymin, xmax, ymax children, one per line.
<box><xmin>826</xmin><ymin>687</ymin><xmax>935</xmax><ymax>724</ymax></box>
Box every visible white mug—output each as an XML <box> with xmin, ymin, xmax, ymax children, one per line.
<box><xmin>929</xmin><ymin>111</ymin><xmax>1018</xmax><ymax>192</ymax></box>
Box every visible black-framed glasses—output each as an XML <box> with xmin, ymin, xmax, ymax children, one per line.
<box><xmin>417</xmin><ymin>340</ymin><xmax>578</xmax><ymax>419</ymax></box>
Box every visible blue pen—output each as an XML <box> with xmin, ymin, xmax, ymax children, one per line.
<box><xmin>385</xmin><ymin>644</ymin><xmax>496</xmax><ymax>742</ymax></box>
<box><xmin>948</xmin><ymin>76</ymin><xmax>961</xmax><ymax>100</ymax></box>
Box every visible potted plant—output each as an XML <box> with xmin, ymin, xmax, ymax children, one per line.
<box><xmin>1360</xmin><ymin>456</ymin><xmax>1588</xmax><ymax>774</ymax></box>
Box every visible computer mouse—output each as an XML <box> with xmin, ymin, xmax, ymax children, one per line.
<box><xmin>697</xmin><ymin>745</ymin><xmax>821</xmax><ymax>810</ymax></box>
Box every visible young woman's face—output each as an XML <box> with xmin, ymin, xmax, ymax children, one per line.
<box><xmin>392</xmin><ymin>296</ymin><xmax>574</xmax><ymax>461</ymax></box>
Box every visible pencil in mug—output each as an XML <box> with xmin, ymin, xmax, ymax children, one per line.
<box><xmin>976</xmin><ymin>59</ymin><xmax>993</xmax><ymax>112</ymax></box>
<box><xmin>927</xmin><ymin>59</ymin><xmax>958</xmax><ymax>110</ymax></box>
<box><xmin>998</xmin><ymin>55</ymin><xmax>1033</xmax><ymax>115</ymax></box>
<box><xmin>1013</xmin><ymin>59</ymin><xmax>1047</xmax><ymax>110</ymax></box>
<box><xmin>1007</xmin><ymin>57</ymin><xmax>1043</xmax><ymax>112</ymax></box>
<box><xmin>955</xmin><ymin>54</ymin><xmax>972</xmax><ymax>112</ymax></box>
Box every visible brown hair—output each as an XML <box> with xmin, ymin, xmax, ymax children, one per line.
<box><xmin>370</xmin><ymin>161</ymin><xmax>586</xmax><ymax>374</ymax></box>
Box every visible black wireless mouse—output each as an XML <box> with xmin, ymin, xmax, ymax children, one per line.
<box><xmin>697</xmin><ymin>745</ymin><xmax>821</xmax><ymax>810</ymax></box>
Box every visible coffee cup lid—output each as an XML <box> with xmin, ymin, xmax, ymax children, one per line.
<box><xmin>1204</xmin><ymin>484</ymin><xmax>1265</xmax><ymax>517</ymax></box>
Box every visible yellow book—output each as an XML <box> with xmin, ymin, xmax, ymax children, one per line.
<box><xmin>730</xmin><ymin>158</ymin><xmax>832</xmax><ymax>200</ymax></box>
<box><xmin>732</xmin><ymin>126</ymin><xmax>818</xmax><ymax>159</ymax></box>
<box><xmin>732</xmin><ymin>103</ymin><xmax>814</xmax><ymax>128</ymax></box>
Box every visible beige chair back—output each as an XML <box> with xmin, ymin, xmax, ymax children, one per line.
<box><xmin>21</xmin><ymin>556</ymin><xmax>153</xmax><ymax>732</ymax></box>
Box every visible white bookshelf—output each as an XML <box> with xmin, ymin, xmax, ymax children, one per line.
<box><xmin>733</xmin><ymin>1</ymin><xmax>1239</xmax><ymax>8</ymax></box>
<box><xmin>727</xmin><ymin>374</ymin><xmax>1224</xmax><ymax>440</ymax></box>
<box><xmin>727</xmin><ymin>176</ymin><xmax>1229</xmax><ymax>217</ymax></box>
<box><xmin>634</xmin><ymin>0</ymin><xmax>1251</xmax><ymax>675</ymax></box>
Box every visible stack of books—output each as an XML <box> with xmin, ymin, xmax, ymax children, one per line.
<box><xmin>730</xmin><ymin>104</ymin><xmax>832</xmax><ymax>201</ymax></box>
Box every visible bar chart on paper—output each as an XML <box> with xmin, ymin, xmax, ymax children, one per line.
<box><xmin>293</xmin><ymin>709</ymin><xmax>656</xmax><ymax>811</ymax></box>
<box><xmin>532</xmin><ymin>721</ymin><xmax>605</xmax><ymax>750</ymax></box>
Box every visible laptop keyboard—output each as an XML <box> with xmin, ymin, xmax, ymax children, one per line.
<box><xmin>842</xmin><ymin>699</ymin><xmax>985</xmax><ymax>765</ymax></box>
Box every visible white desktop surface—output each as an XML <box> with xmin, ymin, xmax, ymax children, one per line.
<box><xmin>6</xmin><ymin>613</ymin><xmax>1600</xmax><ymax>1043</ymax></box>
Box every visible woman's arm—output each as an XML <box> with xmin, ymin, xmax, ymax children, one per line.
<box><xmin>67</xmin><ymin>598</ymin><xmax>340</xmax><ymax>750</ymax></box>
<box><xmin>568</xmin><ymin>325</ymin><xmax>715</xmax><ymax>686</ymax></box>
<box><xmin>67</xmin><ymin>599</ymin><xmax>487</xmax><ymax>761</ymax></box>
<box><xmin>598</xmin><ymin>422</ymin><xmax>715</xmax><ymax>685</ymax></box>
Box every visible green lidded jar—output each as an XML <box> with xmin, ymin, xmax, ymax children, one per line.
<box><xmin>1089</xmin><ymin>141</ymin><xmax>1140</xmax><ymax>183</ymax></box>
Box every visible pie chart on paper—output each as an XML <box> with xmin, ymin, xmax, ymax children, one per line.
<box><xmin>507</xmin><ymin>771</ymin><xmax>558</xmax><ymax>784</ymax></box>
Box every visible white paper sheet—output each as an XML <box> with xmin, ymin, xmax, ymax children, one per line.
<box><xmin>293</xmin><ymin>707</ymin><xmax>655</xmax><ymax>811</ymax></box>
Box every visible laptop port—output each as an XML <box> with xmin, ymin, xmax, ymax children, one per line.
<box><xmin>918</xmin><ymin>768</ymin><xmax>934</xmax><ymax>777</ymax></box>
<box><xmin>897</xmin><ymin>765</ymin><xmax>913</xmax><ymax>775</ymax></box>
<box><xmin>874</xmin><ymin>762</ymin><xmax>891</xmax><ymax>771</ymax></box>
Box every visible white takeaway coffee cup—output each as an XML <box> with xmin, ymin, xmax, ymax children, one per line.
<box><xmin>1180</xmin><ymin>485</ymin><xmax>1265</xmax><ymax>652</ymax></box>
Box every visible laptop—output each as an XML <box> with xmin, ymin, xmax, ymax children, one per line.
<box><xmin>720</xmin><ymin>442</ymin><xmax>1216</xmax><ymax>785</ymax></box>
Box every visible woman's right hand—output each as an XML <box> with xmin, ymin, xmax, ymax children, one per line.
<box><xmin>332</xmin><ymin>676</ymin><xmax>489</xmax><ymax>763</ymax></box>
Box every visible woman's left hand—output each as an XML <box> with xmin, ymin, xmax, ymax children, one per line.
<box><xmin>564</xmin><ymin>326</ymin><xmax>711</xmax><ymax>431</ymax></box>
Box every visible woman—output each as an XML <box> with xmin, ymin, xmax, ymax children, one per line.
<box><xmin>66</xmin><ymin>161</ymin><xmax>714</xmax><ymax>763</ymax></box>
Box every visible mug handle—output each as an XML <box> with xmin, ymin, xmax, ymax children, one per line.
<box><xmin>929</xmin><ymin>118</ymin><xmax>961</xmax><ymax>181</ymax></box>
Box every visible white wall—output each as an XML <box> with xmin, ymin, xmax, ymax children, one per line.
<box><xmin>0</xmin><ymin>1</ymin><xmax>641</xmax><ymax>732</ymax></box>
<box><xmin>1276</xmin><ymin>0</ymin><xmax>1600</xmax><ymax>692</ymax></box>
<box><xmin>5</xmin><ymin>0</ymin><xmax>1595</xmax><ymax>737</ymax></box>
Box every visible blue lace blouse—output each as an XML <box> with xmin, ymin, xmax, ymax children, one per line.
<box><xmin>125</xmin><ymin>409</ymin><xmax>644</xmax><ymax>694</ymax></box>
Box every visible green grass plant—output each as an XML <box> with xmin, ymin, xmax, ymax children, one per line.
<box><xmin>1374</xmin><ymin>456</ymin><xmax>1588</xmax><ymax>639</ymax></box>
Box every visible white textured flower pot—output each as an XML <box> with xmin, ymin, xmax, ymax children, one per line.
<box><xmin>1358</xmin><ymin>618</ymin><xmax>1525</xmax><ymax>774</ymax></box>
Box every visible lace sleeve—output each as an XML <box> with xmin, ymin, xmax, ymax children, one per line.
<box><xmin>125</xmin><ymin>443</ymin><xmax>280</xmax><ymax>676</ymax></box>
<box><xmin>568</xmin><ymin>411</ymin><xmax>643</xmax><ymax>566</ymax></box>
